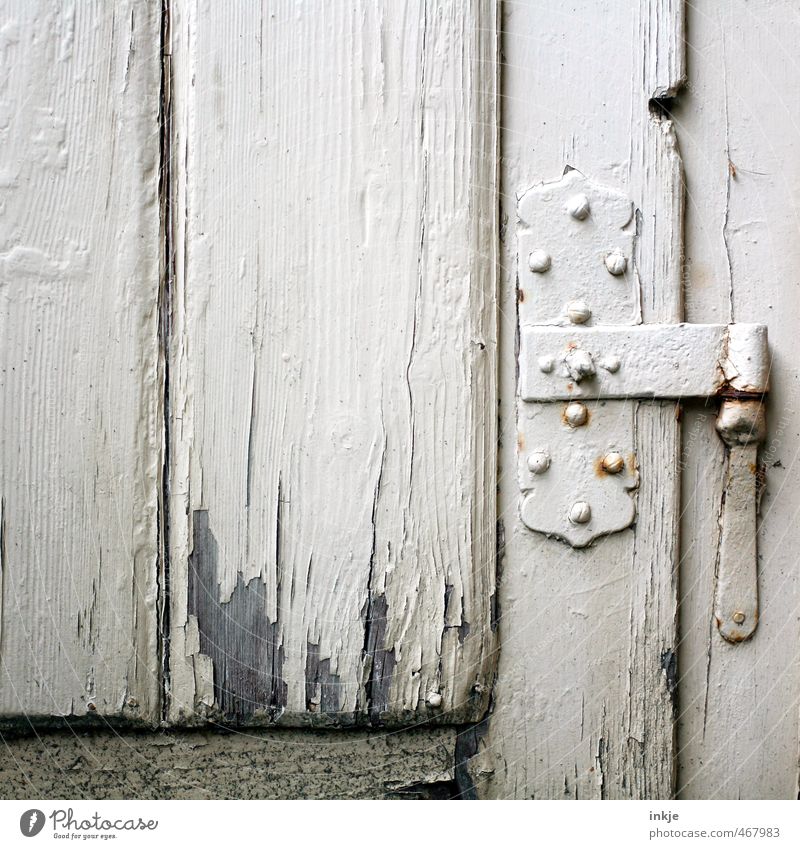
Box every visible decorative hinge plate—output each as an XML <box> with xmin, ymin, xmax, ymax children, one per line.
<box><xmin>517</xmin><ymin>171</ymin><xmax>769</xmax><ymax>564</ymax></box>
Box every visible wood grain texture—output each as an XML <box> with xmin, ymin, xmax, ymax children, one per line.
<box><xmin>675</xmin><ymin>0</ymin><xmax>800</xmax><ymax>799</ymax></box>
<box><xmin>475</xmin><ymin>0</ymin><xmax>683</xmax><ymax>798</ymax></box>
<box><xmin>0</xmin><ymin>726</ymin><xmax>458</xmax><ymax>799</ymax></box>
<box><xmin>166</xmin><ymin>0</ymin><xmax>497</xmax><ymax>726</ymax></box>
<box><xmin>0</xmin><ymin>2</ymin><xmax>162</xmax><ymax>722</ymax></box>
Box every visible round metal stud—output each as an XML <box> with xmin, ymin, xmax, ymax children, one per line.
<box><xmin>602</xmin><ymin>451</ymin><xmax>625</xmax><ymax>474</ymax></box>
<box><xmin>600</xmin><ymin>355</ymin><xmax>621</xmax><ymax>373</ymax></box>
<box><xmin>732</xmin><ymin>611</ymin><xmax>746</xmax><ymax>626</ymax></box>
<box><xmin>426</xmin><ymin>691</ymin><xmax>443</xmax><ymax>708</ymax></box>
<box><xmin>528</xmin><ymin>249</ymin><xmax>552</xmax><ymax>273</ymax></box>
<box><xmin>604</xmin><ymin>250</ymin><xmax>628</xmax><ymax>276</ymax></box>
<box><xmin>569</xmin><ymin>501</ymin><xmax>592</xmax><ymax>524</ymax></box>
<box><xmin>538</xmin><ymin>355</ymin><xmax>555</xmax><ymax>373</ymax></box>
<box><xmin>566</xmin><ymin>193</ymin><xmax>590</xmax><ymax>220</ymax></box>
<box><xmin>567</xmin><ymin>300</ymin><xmax>592</xmax><ymax>324</ymax></box>
<box><xmin>564</xmin><ymin>401</ymin><xmax>588</xmax><ymax>427</ymax></box>
<box><xmin>527</xmin><ymin>451</ymin><xmax>551</xmax><ymax>474</ymax></box>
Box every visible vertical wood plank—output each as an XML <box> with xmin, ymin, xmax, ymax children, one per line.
<box><xmin>476</xmin><ymin>0</ymin><xmax>683</xmax><ymax>798</ymax></box>
<box><xmin>675</xmin><ymin>0</ymin><xmax>800</xmax><ymax>799</ymax></box>
<box><xmin>0</xmin><ymin>2</ymin><xmax>162</xmax><ymax>721</ymax></box>
<box><xmin>167</xmin><ymin>0</ymin><xmax>497</xmax><ymax>725</ymax></box>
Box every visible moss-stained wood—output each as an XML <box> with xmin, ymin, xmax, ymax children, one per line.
<box><xmin>166</xmin><ymin>1</ymin><xmax>498</xmax><ymax>726</ymax></box>
<box><xmin>0</xmin><ymin>727</ymin><xmax>459</xmax><ymax>799</ymax></box>
<box><xmin>0</xmin><ymin>2</ymin><xmax>162</xmax><ymax>722</ymax></box>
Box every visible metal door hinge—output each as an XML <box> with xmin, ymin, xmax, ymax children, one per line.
<box><xmin>517</xmin><ymin>171</ymin><xmax>769</xmax><ymax>642</ymax></box>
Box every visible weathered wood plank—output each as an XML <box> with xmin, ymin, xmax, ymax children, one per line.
<box><xmin>0</xmin><ymin>2</ymin><xmax>162</xmax><ymax>721</ymax></box>
<box><xmin>675</xmin><ymin>0</ymin><xmax>800</xmax><ymax>799</ymax></box>
<box><xmin>0</xmin><ymin>727</ymin><xmax>458</xmax><ymax>799</ymax></box>
<box><xmin>166</xmin><ymin>0</ymin><xmax>497</xmax><ymax>725</ymax></box>
<box><xmin>476</xmin><ymin>0</ymin><xmax>683</xmax><ymax>798</ymax></box>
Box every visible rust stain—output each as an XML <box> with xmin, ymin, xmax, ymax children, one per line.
<box><xmin>594</xmin><ymin>456</ymin><xmax>609</xmax><ymax>478</ymax></box>
<box><xmin>517</xmin><ymin>288</ymin><xmax>525</xmax><ymax>303</ymax></box>
<box><xmin>517</xmin><ymin>431</ymin><xmax>525</xmax><ymax>452</ymax></box>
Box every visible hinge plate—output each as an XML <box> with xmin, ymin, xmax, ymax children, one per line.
<box><xmin>516</xmin><ymin>171</ymin><xmax>769</xmax><ymax>549</ymax></box>
<box><xmin>517</xmin><ymin>169</ymin><xmax>640</xmax><ymax>326</ymax></box>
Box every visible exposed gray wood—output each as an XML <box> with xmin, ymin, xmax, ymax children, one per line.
<box><xmin>0</xmin><ymin>727</ymin><xmax>457</xmax><ymax>799</ymax></box>
<box><xmin>675</xmin><ymin>0</ymin><xmax>800</xmax><ymax>799</ymax></box>
<box><xmin>166</xmin><ymin>1</ymin><xmax>497</xmax><ymax>725</ymax></box>
<box><xmin>0</xmin><ymin>2</ymin><xmax>162</xmax><ymax>721</ymax></box>
<box><xmin>478</xmin><ymin>0</ymin><xmax>684</xmax><ymax>798</ymax></box>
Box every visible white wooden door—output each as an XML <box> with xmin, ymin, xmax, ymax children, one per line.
<box><xmin>164</xmin><ymin>0</ymin><xmax>497</xmax><ymax>726</ymax></box>
<box><xmin>2</xmin><ymin>0</ymin><xmax>799</xmax><ymax>801</ymax></box>
<box><xmin>1</xmin><ymin>0</ymin><xmax>498</xmax><ymax>730</ymax></box>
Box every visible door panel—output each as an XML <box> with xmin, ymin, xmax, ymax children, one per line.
<box><xmin>166</xmin><ymin>0</ymin><xmax>498</xmax><ymax>725</ymax></box>
<box><xmin>675</xmin><ymin>0</ymin><xmax>800</xmax><ymax>799</ymax></box>
<box><xmin>0</xmin><ymin>1</ymin><xmax>162</xmax><ymax>722</ymax></box>
<box><xmin>480</xmin><ymin>0</ymin><xmax>684</xmax><ymax>798</ymax></box>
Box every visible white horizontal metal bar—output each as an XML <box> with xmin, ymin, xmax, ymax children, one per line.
<box><xmin>519</xmin><ymin>323</ymin><xmax>769</xmax><ymax>401</ymax></box>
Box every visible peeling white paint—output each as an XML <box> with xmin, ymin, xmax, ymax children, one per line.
<box><xmin>165</xmin><ymin>0</ymin><xmax>497</xmax><ymax>725</ymax></box>
<box><xmin>0</xmin><ymin>1</ymin><xmax>162</xmax><ymax>721</ymax></box>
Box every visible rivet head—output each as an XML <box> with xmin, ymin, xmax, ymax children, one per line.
<box><xmin>600</xmin><ymin>355</ymin><xmax>621</xmax><ymax>373</ymax></box>
<box><xmin>569</xmin><ymin>501</ymin><xmax>592</xmax><ymax>524</ymax></box>
<box><xmin>604</xmin><ymin>250</ymin><xmax>628</xmax><ymax>276</ymax></box>
<box><xmin>528</xmin><ymin>249</ymin><xmax>552</xmax><ymax>273</ymax></box>
<box><xmin>538</xmin><ymin>355</ymin><xmax>555</xmax><ymax>373</ymax></box>
<box><xmin>732</xmin><ymin>611</ymin><xmax>746</xmax><ymax>625</ymax></box>
<box><xmin>567</xmin><ymin>193</ymin><xmax>590</xmax><ymax>220</ymax></box>
<box><xmin>602</xmin><ymin>452</ymin><xmax>625</xmax><ymax>474</ymax></box>
<box><xmin>426</xmin><ymin>691</ymin><xmax>443</xmax><ymax>708</ymax></box>
<box><xmin>564</xmin><ymin>401</ymin><xmax>588</xmax><ymax>427</ymax></box>
<box><xmin>565</xmin><ymin>348</ymin><xmax>596</xmax><ymax>382</ymax></box>
<box><xmin>527</xmin><ymin>451</ymin><xmax>551</xmax><ymax>474</ymax></box>
<box><xmin>567</xmin><ymin>300</ymin><xmax>592</xmax><ymax>324</ymax></box>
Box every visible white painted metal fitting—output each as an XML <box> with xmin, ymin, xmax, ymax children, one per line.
<box><xmin>564</xmin><ymin>401</ymin><xmax>588</xmax><ymax>427</ymax></box>
<box><xmin>527</xmin><ymin>451</ymin><xmax>551</xmax><ymax>474</ymax></box>
<box><xmin>528</xmin><ymin>249</ymin><xmax>552</xmax><ymax>273</ymax></box>
<box><xmin>604</xmin><ymin>250</ymin><xmax>628</xmax><ymax>276</ymax></box>
<box><xmin>600</xmin><ymin>355</ymin><xmax>621</xmax><ymax>373</ymax></box>
<box><xmin>566</xmin><ymin>193</ymin><xmax>590</xmax><ymax>220</ymax></box>
<box><xmin>567</xmin><ymin>300</ymin><xmax>592</xmax><ymax>324</ymax></box>
<box><xmin>538</xmin><ymin>355</ymin><xmax>555</xmax><ymax>373</ymax></box>
<box><xmin>565</xmin><ymin>348</ymin><xmax>596</xmax><ymax>382</ymax></box>
<box><xmin>716</xmin><ymin>399</ymin><xmax>767</xmax><ymax>446</ymax></box>
<box><xmin>568</xmin><ymin>501</ymin><xmax>592</xmax><ymax>524</ymax></box>
<box><xmin>602</xmin><ymin>451</ymin><xmax>625</xmax><ymax>474</ymax></box>
<box><xmin>426</xmin><ymin>691</ymin><xmax>443</xmax><ymax>708</ymax></box>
